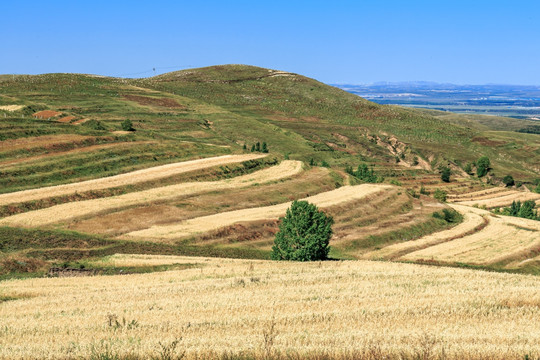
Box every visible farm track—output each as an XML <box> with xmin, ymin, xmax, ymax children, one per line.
<box><xmin>123</xmin><ymin>184</ymin><xmax>393</xmax><ymax>241</ymax></box>
<box><xmin>0</xmin><ymin>154</ymin><xmax>266</xmax><ymax>206</ymax></box>
<box><xmin>0</xmin><ymin>160</ymin><xmax>303</xmax><ymax>228</ymax></box>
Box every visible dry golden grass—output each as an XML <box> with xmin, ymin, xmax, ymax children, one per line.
<box><xmin>1</xmin><ymin>257</ymin><xmax>540</xmax><ymax>359</ymax></box>
<box><xmin>401</xmin><ymin>205</ymin><xmax>540</xmax><ymax>265</ymax></box>
<box><xmin>454</xmin><ymin>191</ymin><xmax>540</xmax><ymax>209</ymax></box>
<box><xmin>363</xmin><ymin>210</ymin><xmax>487</xmax><ymax>260</ymax></box>
<box><xmin>0</xmin><ymin>105</ymin><xmax>24</xmax><ymax>111</ymax></box>
<box><xmin>123</xmin><ymin>184</ymin><xmax>392</xmax><ymax>241</ymax></box>
<box><xmin>0</xmin><ymin>154</ymin><xmax>266</xmax><ymax>206</ymax></box>
<box><xmin>0</xmin><ymin>160</ymin><xmax>302</xmax><ymax>228</ymax></box>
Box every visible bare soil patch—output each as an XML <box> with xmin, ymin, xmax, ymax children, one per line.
<box><xmin>123</xmin><ymin>94</ymin><xmax>185</xmax><ymax>108</ymax></box>
<box><xmin>0</xmin><ymin>105</ymin><xmax>24</xmax><ymax>112</ymax></box>
<box><xmin>56</xmin><ymin>116</ymin><xmax>76</xmax><ymax>123</ymax></box>
<box><xmin>0</xmin><ymin>134</ymin><xmax>94</xmax><ymax>152</ymax></box>
<box><xmin>32</xmin><ymin>110</ymin><xmax>62</xmax><ymax>119</ymax></box>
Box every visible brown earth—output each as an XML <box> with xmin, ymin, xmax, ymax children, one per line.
<box><xmin>123</xmin><ymin>94</ymin><xmax>185</xmax><ymax>108</ymax></box>
<box><xmin>32</xmin><ymin>110</ymin><xmax>62</xmax><ymax>119</ymax></box>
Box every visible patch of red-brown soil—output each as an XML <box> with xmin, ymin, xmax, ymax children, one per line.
<box><xmin>472</xmin><ymin>136</ymin><xmax>507</xmax><ymax>147</ymax></box>
<box><xmin>123</xmin><ymin>94</ymin><xmax>185</xmax><ymax>109</ymax></box>
<box><xmin>57</xmin><ymin>116</ymin><xmax>76</xmax><ymax>123</ymax></box>
<box><xmin>32</xmin><ymin>110</ymin><xmax>62</xmax><ymax>119</ymax></box>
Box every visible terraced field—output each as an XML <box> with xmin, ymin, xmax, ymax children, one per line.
<box><xmin>366</xmin><ymin>204</ymin><xmax>540</xmax><ymax>269</ymax></box>
<box><xmin>0</xmin><ymin>154</ymin><xmax>265</xmax><ymax>205</ymax></box>
<box><xmin>449</xmin><ymin>187</ymin><xmax>540</xmax><ymax>208</ymax></box>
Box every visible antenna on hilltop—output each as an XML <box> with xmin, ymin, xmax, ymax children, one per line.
<box><xmin>153</xmin><ymin>67</ymin><xmax>156</xmax><ymax>76</ymax></box>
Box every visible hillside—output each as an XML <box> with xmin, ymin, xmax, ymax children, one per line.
<box><xmin>0</xmin><ymin>64</ymin><xmax>539</xmax><ymax>279</ymax></box>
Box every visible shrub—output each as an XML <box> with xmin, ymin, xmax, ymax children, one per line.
<box><xmin>321</xmin><ymin>160</ymin><xmax>330</xmax><ymax>168</ymax></box>
<box><xmin>271</xmin><ymin>201</ymin><xmax>333</xmax><ymax>261</ymax></box>
<box><xmin>433</xmin><ymin>208</ymin><xmax>462</xmax><ymax>223</ymax></box>
<box><xmin>261</xmin><ymin>142</ymin><xmax>269</xmax><ymax>153</ymax></box>
<box><xmin>121</xmin><ymin>119</ymin><xmax>135</xmax><ymax>131</ymax></box>
<box><xmin>503</xmin><ymin>175</ymin><xmax>515</xmax><ymax>187</ymax></box>
<box><xmin>476</xmin><ymin>156</ymin><xmax>491</xmax><ymax>177</ymax></box>
<box><xmin>464</xmin><ymin>163</ymin><xmax>473</xmax><ymax>175</ymax></box>
<box><xmin>83</xmin><ymin>119</ymin><xmax>106</xmax><ymax>130</ymax></box>
<box><xmin>433</xmin><ymin>188</ymin><xmax>447</xmax><ymax>202</ymax></box>
<box><xmin>420</xmin><ymin>185</ymin><xmax>429</xmax><ymax>195</ymax></box>
<box><xmin>440</xmin><ymin>166</ymin><xmax>451</xmax><ymax>183</ymax></box>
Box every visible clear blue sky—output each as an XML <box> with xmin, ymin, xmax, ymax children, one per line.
<box><xmin>2</xmin><ymin>0</ymin><xmax>539</xmax><ymax>84</ymax></box>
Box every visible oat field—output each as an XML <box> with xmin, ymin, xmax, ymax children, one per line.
<box><xmin>1</xmin><ymin>256</ymin><xmax>540</xmax><ymax>359</ymax></box>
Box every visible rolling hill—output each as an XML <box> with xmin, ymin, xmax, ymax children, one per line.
<box><xmin>0</xmin><ymin>64</ymin><xmax>539</xmax><ymax>279</ymax></box>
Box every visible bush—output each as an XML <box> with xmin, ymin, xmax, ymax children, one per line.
<box><xmin>433</xmin><ymin>188</ymin><xmax>447</xmax><ymax>202</ymax></box>
<box><xmin>83</xmin><ymin>119</ymin><xmax>106</xmax><ymax>130</ymax></box>
<box><xmin>464</xmin><ymin>162</ymin><xmax>473</xmax><ymax>175</ymax></box>
<box><xmin>440</xmin><ymin>166</ymin><xmax>451</xmax><ymax>183</ymax></box>
<box><xmin>476</xmin><ymin>156</ymin><xmax>491</xmax><ymax>177</ymax></box>
<box><xmin>503</xmin><ymin>175</ymin><xmax>515</xmax><ymax>187</ymax></box>
<box><xmin>433</xmin><ymin>208</ymin><xmax>462</xmax><ymax>223</ymax></box>
<box><xmin>271</xmin><ymin>201</ymin><xmax>333</xmax><ymax>261</ymax></box>
<box><xmin>121</xmin><ymin>119</ymin><xmax>135</xmax><ymax>131</ymax></box>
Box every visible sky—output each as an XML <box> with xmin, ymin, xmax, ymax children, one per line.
<box><xmin>2</xmin><ymin>0</ymin><xmax>540</xmax><ymax>85</ymax></box>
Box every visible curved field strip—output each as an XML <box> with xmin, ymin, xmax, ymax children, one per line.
<box><xmin>363</xmin><ymin>209</ymin><xmax>487</xmax><ymax>260</ymax></box>
<box><xmin>447</xmin><ymin>187</ymin><xmax>507</xmax><ymax>201</ymax></box>
<box><xmin>123</xmin><ymin>184</ymin><xmax>393</xmax><ymax>241</ymax></box>
<box><xmin>0</xmin><ymin>105</ymin><xmax>24</xmax><ymax>111</ymax></box>
<box><xmin>0</xmin><ymin>160</ymin><xmax>303</xmax><ymax>228</ymax></box>
<box><xmin>401</xmin><ymin>205</ymin><xmax>540</xmax><ymax>265</ymax></box>
<box><xmin>0</xmin><ymin>141</ymin><xmax>156</xmax><ymax>168</ymax></box>
<box><xmin>0</xmin><ymin>154</ymin><xmax>265</xmax><ymax>206</ymax></box>
<box><xmin>0</xmin><ymin>134</ymin><xmax>94</xmax><ymax>152</ymax></box>
<box><xmin>449</xmin><ymin>190</ymin><xmax>519</xmax><ymax>202</ymax></box>
<box><xmin>455</xmin><ymin>192</ymin><xmax>540</xmax><ymax>208</ymax></box>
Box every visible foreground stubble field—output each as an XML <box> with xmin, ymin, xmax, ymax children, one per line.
<box><xmin>1</xmin><ymin>256</ymin><xmax>540</xmax><ymax>359</ymax></box>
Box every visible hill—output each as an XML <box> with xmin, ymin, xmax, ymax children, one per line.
<box><xmin>0</xmin><ymin>64</ymin><xmax>539</xmax><ymax>279</ymax></box>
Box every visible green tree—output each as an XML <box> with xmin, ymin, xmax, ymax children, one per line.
<box><xmin>243</xmin><ymin>144</ymin><xmax>247</xmax><ymax>151</ymax></box>
<box><xmin>121</xmin><ymin>119</ymin><xmax>135</xmax><ymax>131</ymax></box>
<box><xmin>255</xmin><ymin>142</ymin><xmax>261</xmax><ymax>152</ymax></box>
<box><xmin>502</xmin><ymin>175</ymin><xmax>515</xmax><ymax>187</ymax></box>
<box><xmin>261</xmin><ymin>142</ymin><xmax>269</xmax><ymax>153</ymax></box>
<box><xmin>440</xmin><ymin>166</ymin><xmax>451</xmax><ymax>183</ymax></box>
<box><xmin>271</xmin><ymin>201</ymin><xmax>334</xmax><ymax>261</ymax></box>
<box><xmin>250</xmin><ymin>144</ymin><xmax>255</xmax><ymax>152</ymax></box>
<box><xmin>476</xmin><ymin>156</ymin><xmax>491</xmax><ymax>177</ymax></box>
<box><xmin>464</xmin><ymin>163</ymin><xmax>473</xmax><ymax>175</ymax></box>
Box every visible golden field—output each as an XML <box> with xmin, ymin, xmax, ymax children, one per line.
<box><xmin>1</xmin><ymin>256</ymin><xmax>540</xmax><ymax>359</ymax></box>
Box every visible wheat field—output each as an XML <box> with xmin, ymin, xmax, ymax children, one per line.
<box><xmin>0</xmin><ymin>154</ymin><xmax>265</xmax><ymax>206</ymax></box>
<box><xmin>0</xmin><ymin>160</ymin><xmax>303</xmax><ymax>228</ymax></box>
<box><xmin>1</xmin><ymin>256</ymin><xmax>540</xmax><ymax>359</ymax></box>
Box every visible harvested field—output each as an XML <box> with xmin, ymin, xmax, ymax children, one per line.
<box><xmin>0</xmin><ymin>141</ymin><xmax>155</xmax><ymax>168</ymax></box>
<box><xmin>0</xmin><ymin>105</ymin><xmax>24</xmax><ymax>111</ymax></box>
<box><xmin>0</xmin><ymin>134</ymin><xmax>93</xmax><ymax>152</ymax></box>
<box><xmin>363</xmin><ymin>210</ymin><xmax>487</xmax><ymax>260</ymax></box>
<box><xmin>453</xmin><ymin>191</ymin><xmax>540</xmax><ymax>208</ymax></box>
<box><xmin>32</xmin><ymin>110</ymin><xmax>62</xmax><ymax>119</ymax></box>
<box><xmin>0</xmin><ymin>160</ymin><xmax>303</xmax><ymax>227</ymax></box>
<box><xmin>123</xmin><ymin>184</ymin><xmax>392</xmax><ymax>241</ymax></box>
<box><xmin>1</xmin><ymin>257</ymin><xmax>540</xmax><ymax>359</ymax></box>
<box><xmin>0</xmin><ymin>154</ymin><xmax>266</xmax><ymax>206</ymax></box>
<box><xmin>400</xmin><ymin>204</ymin><xmax>540</xmax><ymax>265</ymax></box>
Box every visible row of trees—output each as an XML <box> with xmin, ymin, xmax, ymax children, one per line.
<box><xmin>494</xmin><ymin>200</ymin><xmax>539</xmax><ymax>221</ymax></box>
<box><xmin>244</xmin><ymin>142</ymin><xmax>269</xmax><ymax>153</ymax></box>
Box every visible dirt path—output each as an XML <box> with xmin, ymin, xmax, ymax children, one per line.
<box><xmin>0</xmin><ymin>160</ymin><xmax>303</xmax><ymax>228</ymax></box>
<box><xmin>399</xmin><ymin>204</ymin><xmax>540</xmax><ymax>265</ymax></box>
<box><xmin>122</xmin><ymin>184</ymin><xmax>392</xmax><ymax>241</ymax></box>
<box><xmin>0</xmin><ymin>154</ymin><xmax>266</xmax><ymax>206</ymax></box>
